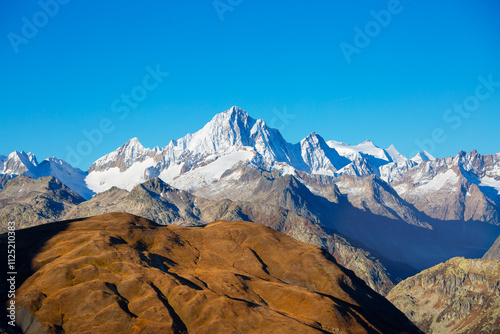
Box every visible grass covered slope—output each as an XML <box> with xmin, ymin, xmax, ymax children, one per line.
<box><xmin>2</xmin><ymin>212</ymin><xmax>420</xmax><ymax>333</ymax></box>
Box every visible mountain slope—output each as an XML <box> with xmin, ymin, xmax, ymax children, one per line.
<box><xmin>240</xmin><ymin>171</ymin><xmax>496</xmax><ymax>271</ymax></box>
<box><xmin>0</xmin><ymin>175</ymin><xmax>85</xmax><ymax>232</ymax></box>
<box><xmin>483</xmin><ymin>235</ymin><xmax>500</xmax><ymax>259</ymax></box>
<box><xmin>334</xmin><ymin>174</ymin><xmax>430</xmax><ymax>228</ymax></box>
<box><xmin>66</xmin><ymin>178</ymin><xmax>207</xmax><ymax>227</ymax></box>
<box><xmin>1</xmin><ymin>212</ymin><xmax>422</xmax><ymax>334</ymax></box>
<box><xmin>387</xmin><ymin>257</ymin><xmax>500</xmax><ymax>334</ymax></box>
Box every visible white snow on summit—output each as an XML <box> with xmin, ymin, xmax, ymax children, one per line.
<box><xmin>326</xmin><ymin>140</ymin><xmax>413</xmax><ymax>180</ymax></box>
<box><xmin>299</xmin><ymin>132</ymin><xmax>349</xmax><ymax>175</ymax></box>
<box><xmin>326</xmin><ymin>140</ymin><xmax>406</xmax><ymax>164</ymax></box>
<box><xmin>85</xmin><ymin>107</ymin><xmax>423</xmax><ymax>193</ymax></box>
<box><xmin>386</xmin><ymin>145</ymin><xmax>408</xmax><ymax>164</ymax></box>
<box><xmin>1</xmin><ymin>151</ymin><xmax>38</xmax><ymax>175</ymax></box>
<box><xmin>167</xmin><ymin>149</ymin><xmax>255</xmax><ymax>192</ymax></box>
<box><xmin>90</xmin><ymin>137</ymin><xmax>156</xmax><ymax>172</ymax></box>
<box><xmin>411</xmin><ymin>151</ymin><xmax>435</xmax><ymax>163</ymax></box>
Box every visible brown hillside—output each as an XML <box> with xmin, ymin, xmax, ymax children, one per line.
<box><xmin>2</xmin><ymin>213</ymin><xmax>420</xmax><ymax>333</ymax></box>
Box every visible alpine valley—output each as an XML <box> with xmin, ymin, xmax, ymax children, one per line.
<box><xmin>2</xmin><ymin>106</ymin><xmax>500</xmax><ymax>333</ymax></box>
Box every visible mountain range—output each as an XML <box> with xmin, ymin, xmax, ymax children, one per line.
<box><xmin>2</xmin><ymin>105</ymin><xmax>499</xmax><ymax>246</ymax></box>
<box><xmin>2</xmin><ymin>107</ymin><xmax>499</xmax><ymax>204</ymax></box>
<box><xmin>2</xmin><ymin>106</ymin><xmax>500</xmax><ymax>332</ymax></box>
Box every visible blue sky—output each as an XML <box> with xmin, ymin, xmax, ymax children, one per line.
<box><xmin>1</xmin><ymin>0</ymin><xmax>499</xmax><ymax>169</ymax></box>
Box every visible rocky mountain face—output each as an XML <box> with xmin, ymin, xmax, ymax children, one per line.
<box><xmin>66</xmin><ymin>178</ymin><xmax>207</xmax><ymax>227</ymax></box>
<box><xmin>0</xmin><ymin>175</ymin><xmax>85</xmax><ymax>232</ymax></box>
<box><xmin>0</xmin><ymin>212</ymin><xmax>422</xmax><ymax>334</ymax></box>
<box><xmin>0</xmin><ymin>174</ymin><xmax>14</xmax><ymax>190</ymax></box>
<box><xmin>2</xmin><ymin>161</ymin><xmax>498</xmax><ymax>295</ymax></box>
<box><xmin>234</xmin><ymin>169</ymin><xmax>498</xmax><ymax>272</ymax></box>
<box><xmin>78</xmin><ymin>109</ymin><xmax>500</xmax><ymax>253</ymax></box>
<box><xmin>326</xmin><ymin>140</ymin><xmax>411</xmax><ymax>177</ymax></box>
<box><xmin>483</xmin><ymin>235</ymin><xmax>500</xmax><ymax>259</ymax></box>
<box><xmin>333</xmin><ymin>174</ymin><xmax>430</xmax><ymax>228</ymax></box>
<box><xmin>387</xmin><ymin>257</ymin><xmax>500</xmax><ymax>334</ymax></box>
<box><xmin>0</xmin><ymin>151</ymin><xmax>38</xmax><ymax>176</ymax></box>
<box><xmin>391</xmin><ymin>151</ymin><xmax>500</xmax><ymax>225</ymax></box>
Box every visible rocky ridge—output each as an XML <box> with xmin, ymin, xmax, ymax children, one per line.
<box><xmin>0</xmin><ymin>175</ymin><xmax>85</xmax><ymax>232</ymax></box>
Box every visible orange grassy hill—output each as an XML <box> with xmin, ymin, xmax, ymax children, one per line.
<box><xmin>1</xmin><ymin>212</ymin><xmax>421</xmax><ymax>333</ymax></box>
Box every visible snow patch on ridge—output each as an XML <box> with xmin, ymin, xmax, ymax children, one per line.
<box><xmin>479</xmin><ymin>176</ymin><xmax>500</xmax><ymax>197</ymax></box>
<box><xmin>167</xmin><ymin>149</ymin><xmax>254</xmax><ymax>191</ymax></box>
<box><xmin>86</xmin><ymin>158</ymin><xmax>157</xmax><ymax>193</ymax></box>
<box><xmin>412</xmin><ymin>170</ymin><xmax>459</xmax><ymax>194</ymax></box>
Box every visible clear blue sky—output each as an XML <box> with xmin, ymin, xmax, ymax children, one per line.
<box><xmin>1</xmin><ymin>0</ymin><xmax>499</xmax><ymax>169</ymax></box>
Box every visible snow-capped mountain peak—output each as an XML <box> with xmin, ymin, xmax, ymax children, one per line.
<box><xmin>10</xmin><ymin>151</ymin><xmax>38</xmax><ymax>165</ymax></box>
<box><xmin>86</xmin><ymin>107</ymin><xmax>290</xmax><ymax>193</ymax></box>
<box><xmin>120</xmin><ymin>137</ymin><xmax>148</xmax><ymax>158</ymax></box>
<box><xmin>86</xmin><ymin>108</ymin><xmax>429</xmax><ymax>193</ymax></box>
<box><xmin>126</xmin><ymin>137</ymin><xmax>142</xmax><ymax>147</ymax></box>
<box><xmin>386</xmin><ymin>145</ymin><xmax>408</xmax><ymax>164</ymax></box>
<box><xmin>89</xmin><ymin>137</ymin><xmax>154</xmax><ymax>173</ymax></box>
<box><xmin>299</xmin><ymin>132</ymin><xmax>348</xmax><ymax>173</ymax></box>
<box><xmin>360</xmin><ymin>139</ymin><xmax>376</xmax><ymax>146</ymax></box>
<box><xmin>410</xmin><ymin>151</ymin><xmax>435</xmax><ymax>163</ymax></box>
<box><xmin>1</xmin><ymin>151</ymin><xmax>38</xmax><ymax>175</ymax></box>
<box><xmin>326</xmin><ymin>139</ymin><xmax>409</xmax><ymax>175</ymax></box>
<box><xmin>178</xmin><ymin>106</ymin><xmax>256</xmax><ymax>154</ymax></box>
<box><xmin>300</xmin><ymin>132</ymin><xmax>321</xmax><ymax>145</ymax></box>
